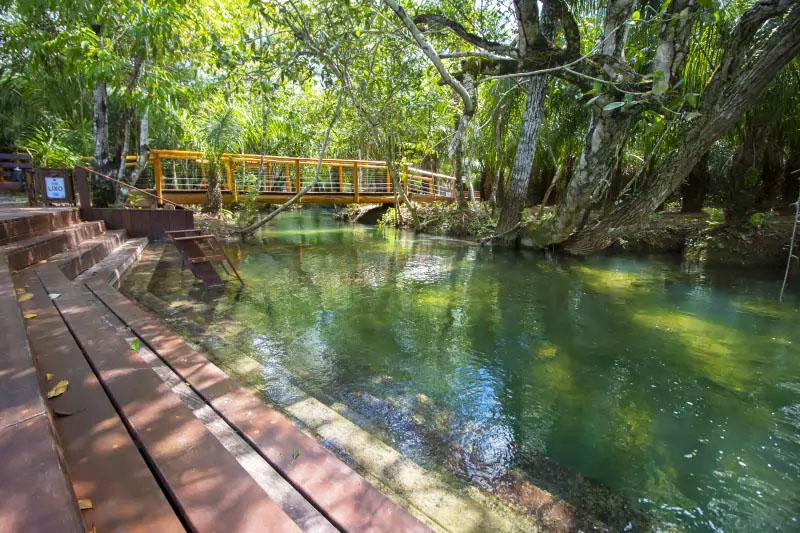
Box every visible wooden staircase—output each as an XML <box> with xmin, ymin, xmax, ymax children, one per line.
<box><xmin>0</xmin><ymin>207</ymin><xmax>430</xmax><ymax>533</ymax></box>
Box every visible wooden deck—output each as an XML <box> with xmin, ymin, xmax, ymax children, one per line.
<box><xmin>0</xmin><ymin>207</ymin><xmax>431</xmax><ymax>532</ymax></box>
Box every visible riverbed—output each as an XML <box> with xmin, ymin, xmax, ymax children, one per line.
<box><xmin>121</xmin><ymin>209</ymin><xmax>800</xmax><ymax>531</ymax></box>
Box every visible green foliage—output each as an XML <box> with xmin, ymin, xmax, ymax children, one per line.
<box><xmin>21</xmin><ymin>125</ymin><xmax>87</xmax><ymax>168</ymax></box>
<box><xmin>703</xmin><ymin>207</ymin><xmax>725</xmax><ymax>227</ymax></box>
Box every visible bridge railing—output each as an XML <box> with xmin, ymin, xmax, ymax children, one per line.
<box><xmin>91</xmin><ymin>150</ymin><xmax>468</xmax><ymax>204</ymax></box>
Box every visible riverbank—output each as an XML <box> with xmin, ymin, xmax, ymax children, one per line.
<box><xmin>336</xmin><ymin>202</ymin><xmax>795</xmax><ymax>268</ymax></box>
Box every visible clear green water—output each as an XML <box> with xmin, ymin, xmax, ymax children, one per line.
<box><xmin>126</xmin><ymin>210</ymin><xmax>800</xmax><ymax>531</ymax></box>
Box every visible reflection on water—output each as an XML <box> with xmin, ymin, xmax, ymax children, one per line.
<box><xmin>124</xmin><ymin>209</ymin><xmax>800</xmax><ymax>531</ymax></box>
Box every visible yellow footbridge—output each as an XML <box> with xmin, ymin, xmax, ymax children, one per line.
<box><xmin>119</xmin><ymin>150</ymin><xmax>463</xmax><ymax>205</ymax></box>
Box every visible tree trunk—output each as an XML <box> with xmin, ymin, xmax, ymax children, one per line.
<box><xmin>116</xmin><ymin>118</ymin><xmax>131</xmax><ymax>182</ymax></box>
<box><xmin>527</xmin><ymin>110</ymin><xmax>632</xmax><ymax>246</ymax></box>
<box><xmin>495</xmin><ymin>75</ymin><xmax>547</xmax><ymax>242</ymax></box>
<box><xmin>555</xmin><ymin>5</ymin><xmax>800</xmax><ymax>254</ymax></box>
<box><xmin>203</xmin><ymin>162</ymin><xmax>223</xmax><ymax>215</ymax></box>
<box><xmin>92</xmin><ymin>79</ymin><xmax>109</xmax><ymax>174</ymax></box>
<box><xmin>453</xmin><ymin>117</ymin><xmax>466</xmax><ymax>210</ymax></box>
<box><xmin>128</xmin><ymin>108</ymin><xmax>150</xmax><ymax>187</ymax></box>
<box><xmin>680</xmin><ymin>151</ymin><xmax>709</xmax><ymax>213</ymax></box>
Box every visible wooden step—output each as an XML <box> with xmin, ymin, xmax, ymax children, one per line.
<box><xmin>74</xmin><ymin>237</ymin><xmax>148</xmax><ymax>288</ymax></box>
<box><xmin>3</xmin><ymin>221</ymin><xmax>106</xmax><ymax>271</ymax></box>
<box><xmin>36</xmin><ymin>266</ymin><xmax>302</xmax><ymax>532</ymax></box>
<box><xmin>0</xmin><ymin>258</ymin><xmax>83</xmax><ymax>533</ymax></box>
<box><xmin>14</xmin><ymin>269</ymin><xmax>184</xmax><ymax>533</ymax></box>
<box><xmin>87</xmin><ymin>279</ymin><xmax>431</xmax><ymax>533</ymax></box>
<box><xmin>45</xmin><ymin>229</ymin><xmax>127</xmax><ymax>279</ymax></box>
<box><xmin>0</xmin><ymin>208</ymin><xmax>80</xmax><ymax>245</ymax></box>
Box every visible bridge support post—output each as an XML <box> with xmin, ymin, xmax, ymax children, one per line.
<box><xmin>153</xmin><ymin>153</ymin><xmax>163</xmax><ymax>205</ymax></box>
<box><xmin>225</xmin><ymin>157</ymin><xmax>238</xmax><ymax>203</ymax></box>
<box><xmin>353</xmin><ymin>161</ymin><xmax>359</xmax><ymax>203</ymax></box>
<box><xmin>294</xmin><ymin>158</ymin><xmax>301</xmax><ymax>195</ymax></box>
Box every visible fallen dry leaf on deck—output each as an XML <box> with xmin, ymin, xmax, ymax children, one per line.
<box><xmin>15</xmin><ymin>287</ymin><xmax>24</xmax><ymax>294</ymax></box>
<box><xmin>23</xmin><ymin>313</ymin><xmax>37</xmax><ymax>319</ymax></box>
<box><xmin>17</xmin><ymin>293</ymin><xmax>33</xmax><ymax>302</ymax></box>
<box><xmin>78</xmin><ymin>498</ymin><xmax>93</xmax><ymax>510</ymax></box>
<box><xmin>46</xmin><ymin>373</ymin><xmax>54</xmax><ymax>381</ymax></box>
<box><xmin>46</xmin><ymin>380</ymin><xmax>68</xmax><ymax>398</ymax></box>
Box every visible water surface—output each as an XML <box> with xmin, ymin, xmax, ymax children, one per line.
<box><xmin>123</xmin><ymin>210</ymin><xmax>800</xmax><ymax>531</ymax></box>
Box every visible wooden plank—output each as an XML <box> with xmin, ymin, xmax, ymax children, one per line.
<box><xmin>0</xmin><ymin>416</ymin><xmax>84</xmax><ymax>533</ymax></box>
<box><xmin>0</xmin><ymin>153</ymin><xmax>32</xmax><ymax>160</ymax></box>
<box><xmin>87</xmin><ymin>282</ymin><xmax>432</xmax><ymax>533</ymax></box>
<box><xmin>0</xmin><ymin>161</ymin><xmax>34</xmax><ymax>168</ymax></box>
<box><xmin>172</xmin><ymin>234</ymin><xmax>215</xmax><ymax>242</ymax></box>
<box><xmin>0</xmin><ymin>259</ymin><xmax>47</xmax><ymax>431</ymax></box>
<box><xmin>15</xmin><ymin>270</ymin><xmax>184</xmax><ymax>532</ymax></box>
<box><xmin>37</xmin><ymin>268</ymin><xmax>301</xmax><ymax>533</ymax></box>
<box><xmin>165</xmin><ymin>229</ymin><xmax>201</xmax><ymax>235</ymax></box>
<box><xmin>0</xmin><ymin>259</ymin><xmax>83</xmax><ymax>533</ymax></box>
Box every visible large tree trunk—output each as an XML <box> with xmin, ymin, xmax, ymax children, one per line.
<box><xmin>527</xmin><ymin>111</ymin><xmax>631</xmax><ymax>246</ymax></box>
<box><xmin>680</xmin><ymin>151</ymin><xmax>709</xmax><ymax>213</ymax></box>
<box><xmin>548</xmin><ymin>3</ymin><xmax>800</xmax><ymax>254</ymax></box>
<box><xmin>561</xmin><ymin>7</ymin><xmax>800</xmax><ymax>254</ymax></box>
<box><xmin>495</xmin><ymin>75</ymin><xmax>548</xmax><ymax>241</ymax></box>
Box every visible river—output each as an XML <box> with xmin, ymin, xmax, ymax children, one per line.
<box><xmin>121</xmin><ymin>209</ymin><xmax>800</xmax><ymax>531</ymax></box>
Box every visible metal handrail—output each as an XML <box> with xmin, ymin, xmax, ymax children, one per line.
<box><xmin>79</xmin><ymin>166</ymin><xmax>185</xmax><ymax>209</ymax></box>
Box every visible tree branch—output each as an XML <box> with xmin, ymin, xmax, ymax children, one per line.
<box><xmin>411</xmin><ymin>13</ymin><xmax>516</xmax><ymax>55</ymax></box>
<box><xmin>237</xmin><ymin>96</ymin><xmax>343</xmax><ymax>236</ymax></box>
<box><xmin>383</xmin><ymin>0</ymin><xmax>474</xmax><ymax>116</ymax></box>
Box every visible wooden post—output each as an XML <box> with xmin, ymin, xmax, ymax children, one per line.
<box><xmin>285</xmin><ymin>162</ymin><xmax>291</xmax><ymax>191</ymax></box>
<box><xmin>225</xmin><ymin>157</ymin><xmax>238</xmax><ymax>202</ymax></box>
<box><xmin>153</xmin><ymin>153</ymin><xmax>163</xmax><ymax>205</ymax></box>
<box><xmin>74</xmin><ymin>166</ymin><xmax>91</xmax><ymax>212</ymax></box>
<box><xmin>385</xmin><ymin>166</ymin><xmax>391</xmax><ymax>193</ymax></box>
<box><xmin>294</xmin><ymin>158</ymin><xmax>301</xmax><ymax>193</ymax></box>
<box><xmin>338</xmin><ymin>165</ymin><xmax>344</xmax><ymax>192</ymax></box>
<box><xmin>403</xmin><ymin>163</ymin><xmax>409</xmax><ymax>196</ymax></box>
<box><xmin>353</xmin><ymin>161</ymin><xmax>359</xmax><ymax>202</ymax></box>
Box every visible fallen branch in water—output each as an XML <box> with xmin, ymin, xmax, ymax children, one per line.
<box><xmin>480</xmin><ymin>220</ymin><xmax>532</xmax><ymax>245</ymax></box>
<box><xmin>237</xmin><ymin>95</ymin><xmax>343</xmax><ymax>237</ymax></box>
